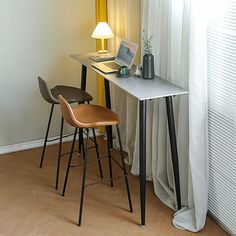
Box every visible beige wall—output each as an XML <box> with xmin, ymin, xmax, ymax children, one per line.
<box><xmin>0</xmin><ymin>0</ymin><xmax>97</xmax><ymax>147</ymax></box>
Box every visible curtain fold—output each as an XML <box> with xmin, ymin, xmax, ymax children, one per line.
<box><xmin>108</xmin><ymin>0</ymin><xmax>208</xmax><ymax>232</ymax></box>
<box><xmin>108</xmin><ymin>0</ymin><xmax>141</xmax><ymax>163</ymax></box>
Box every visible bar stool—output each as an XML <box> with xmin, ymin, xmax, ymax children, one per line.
<box><xmin>58</xmin><ymin>95</ymin><xmax>133</xmax><ymax>226</ymax></box>
<box><xmin>38</xmin><ymin>77</ymin><xmax>103</xmax><ymax>190</ymax></box>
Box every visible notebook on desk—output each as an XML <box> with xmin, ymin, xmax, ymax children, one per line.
<box><xmin>91</xmin><ymin>40</ymin><xmax>138</xmax><ymax>74</ymax></box>
<box><xmin>89</xmin><ymin>53</ymin><xmax>115</xmax><ymax>62</ymax></box>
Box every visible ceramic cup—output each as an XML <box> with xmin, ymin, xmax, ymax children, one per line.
<box><xmin>117</xmin><ymin>66</ymin><xmax>130</xmax><ymax>78</ymax></box>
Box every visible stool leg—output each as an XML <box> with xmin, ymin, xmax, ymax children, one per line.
<box><xmin>92</xmin><ymin>128</ymin><xmax>103</xmax><ymax>179</ymax></box>
<box><xmin>78</xmin><ymin>129</ymin><xmax>89</xmax><ymax>226</ymax></box>
<box><xmin>77</xmin><ymin>102</ymin><xmax>82</xmax><ymax>156</ymax></box>
<box><xmin>106</xmin><ymin>127</ymin><xmax>113</xmax><ymax>187</ymax></box>
<box><xmin>61</xmin><ymin>128</ymin><xmax>78</xmax><ymax>196</ymax></box>
<box><xmin>81</xmin><ymin>129</ymin><xmax>85</xmax><ymax>160</ymax></box>
<box><xmin>116</xmin><ymin>125</ymin><xmax>133</xmax><ymax>213</ymax></box>
<box><xmin>55</xmin><ymin>117</ymin><xmax>64</xmax><ymax>190</ymax></box>
<box><xmin>78</xmin><ymin>128</ymin><xmax>83</xmax><ymax>155</ymax></box>
<box><xmin>40</xmin><ymin>103</ymin><xmax>54</xmax><ymax>168</ymax></box>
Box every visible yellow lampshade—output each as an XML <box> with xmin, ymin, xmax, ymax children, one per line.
<box><xmin>91</xmin><ymin>22</ymin><xmax>114</xmax><ymax>39</ymax></box>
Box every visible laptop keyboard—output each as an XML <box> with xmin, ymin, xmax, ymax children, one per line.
<box><xmin>104</xmin><ymin>62</ymin><xmax>120</xmax><ymax>70</ymax></box>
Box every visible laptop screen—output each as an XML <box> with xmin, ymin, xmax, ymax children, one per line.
<box><xmin>116</xmin><ymin>40</ymin><xmax>138</xmax><ymax>67</ymax></box>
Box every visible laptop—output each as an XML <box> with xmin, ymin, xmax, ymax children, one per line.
<box><xmin>92</xmin><ymin>40</ymin><xmax>138</xmax><ymax>74</ymax></box>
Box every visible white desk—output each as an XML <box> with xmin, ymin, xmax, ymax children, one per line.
<box><xmin>71</xmin><ymin>53</ymin><xmax>188</xmax><ymax>227</ymax></box>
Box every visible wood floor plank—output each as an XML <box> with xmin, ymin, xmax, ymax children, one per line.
<box><xmin>0</xmin><ymin>137</ymin><xmax>228</xmax><ymax>236</ymax></box>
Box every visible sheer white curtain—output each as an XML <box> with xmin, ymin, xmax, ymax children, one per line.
<box><xmin>108</xmin><ymin>0</ymin><xmax>140</xmax><ymax>165</ymax></box>
<box><xmin>108</xmin><ymin>0</ymin><xmax>208</xmax><ymax>232</ymax></box>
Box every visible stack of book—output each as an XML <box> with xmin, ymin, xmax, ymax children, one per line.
<box><xmin>89</xmin><ymin>53</ymin><xmax>115</xmax><ymax>62</ymax></box>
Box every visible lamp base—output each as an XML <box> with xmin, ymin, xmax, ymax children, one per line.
<box><xmin>98</xmin><ymin>49</ymin><xmax>108</xmax><ymax>54</ymax></box>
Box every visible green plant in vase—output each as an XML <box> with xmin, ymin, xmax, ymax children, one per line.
<box><xmin>142</xmin><ymin>31</ymin><xmax>155</xmax><ymax>79</ymax></box>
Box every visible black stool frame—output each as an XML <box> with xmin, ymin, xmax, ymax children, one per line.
<box><xmin>38</xmin><ymin>77</ymin><xmax>94</xmax><ymax>190</ymax></box>
<box><xmin>39</xmin><ymin>103</ymin><xmax>103</xmax><ymax>190</ymax></box>
<box><xmin>61</xmin><ymin>125</ymin><xmax>133</xmax><ymax>226</ymax></box>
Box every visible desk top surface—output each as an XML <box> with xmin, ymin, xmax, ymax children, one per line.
<box><xmin>71</xmin><ymin>53</ymin><xmax>188</xmax><ymax>101</ymax></box>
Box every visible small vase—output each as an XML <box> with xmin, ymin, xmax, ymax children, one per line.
<box><xmin>142</xmin><ymin>54</ymin><xmax>155</xmax><ymax>79</ymax></box>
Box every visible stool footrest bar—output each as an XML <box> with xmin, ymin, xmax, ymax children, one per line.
<box><xmin>59</xmin><ymin>144</ymin><xmax>97</xmax><ymax>159</ymax></box>
<box><xmin>69</xmin><ymin>155</ymin><xmax>110</xmax><ymax>168</ymax></box>
<box><xmin>60</xmin><ymin>150</ymin><xmax>78</xmax><ymax>158</ymax></box>
<box><xmin>68</xmin><ymin>155</ymin><xmax>128</xmax><ymax>173</ymax></box>
<box><xmin>85</xmin><ymin>175</ymin><xmax>128</xmax><ymax>188</ymax></box>
<box><xmin>47</xmin><ymin>129</ymin><xmax>99</xmax><ymax>144</ymax></box>
<box><xmin>47</xmin><ymin>132</ymin><xmax>78</xmax><ymax>143</ymax></box>
<box><xmin>88</xmin><ymin>145</ymin><xmax>97</xmax><ymax>150</ymax></box>
<box><xmin>110</xmin><ymin>155</ymin><xmax>125</xmax><ymax>172</ymax></box>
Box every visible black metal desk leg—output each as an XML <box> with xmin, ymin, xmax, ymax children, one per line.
<box><xmin>81</xmin><ymin>65</ymin><xmax>87</xmax><ymax>90</ymax></box>
<box><xmin>165</xmin><ymin>96</ymin><xmax>181</xmax><ymax>210</ymax></box>
<box><xmin>78</xmin><ymin>65</ymin><xmax>87</xmax><ymax>154</ymax></box>
<box><xmin>104</xmin><ymin>79</ymin><xmax>113</xmax><ymax>150</ymax></box>
<box><xmin>139</xmin><ymin>100</ymin><xmax>147</xmax><ymax>227</ymax></box>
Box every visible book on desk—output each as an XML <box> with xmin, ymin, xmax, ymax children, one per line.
<box><xmin>89</xmin><ymin>53</ymin><xmax>115</xmax><ymax>62</ymax></box>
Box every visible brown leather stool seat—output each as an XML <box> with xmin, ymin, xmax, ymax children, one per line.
<box><xmin>38</xmin><ymin>77</ymin><xmax>93</xmax><ymax>104</ymax></box>
<box><xmin>67</xmin><ymin>104</ymin><xmax>120</xmax><ymax>128</ymax></box>
<box><xmin>58</xmin><ymin>95</ymin><xmax>133</xmax><ymax>226</ymax></box>
<box><xmin>50</xmin><ymin>85</ymin><xmax>93</xmax><ymax>104</ymax></box>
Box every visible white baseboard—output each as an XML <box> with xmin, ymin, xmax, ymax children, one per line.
<box><xmin>0</xmin><ymin>129</ymin><xmax>101</xmax><ymax>155</ymax></box>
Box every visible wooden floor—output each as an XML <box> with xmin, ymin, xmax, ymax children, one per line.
<box><xmin>0</xmin><ymin>137</ymin><xmax>228</xmax><ymax>236</ymax></box>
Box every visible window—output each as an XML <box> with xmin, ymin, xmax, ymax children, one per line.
<box><xmin>208</xmin><ymin>0</ymin><xmax>236</xmax><ymax>234</ymax></box>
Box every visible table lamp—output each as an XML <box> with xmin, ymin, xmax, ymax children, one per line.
<box><xmin>91</xmin><ymin>22</ymin><xmax>114</xmax><ymax>54</ymax></box>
